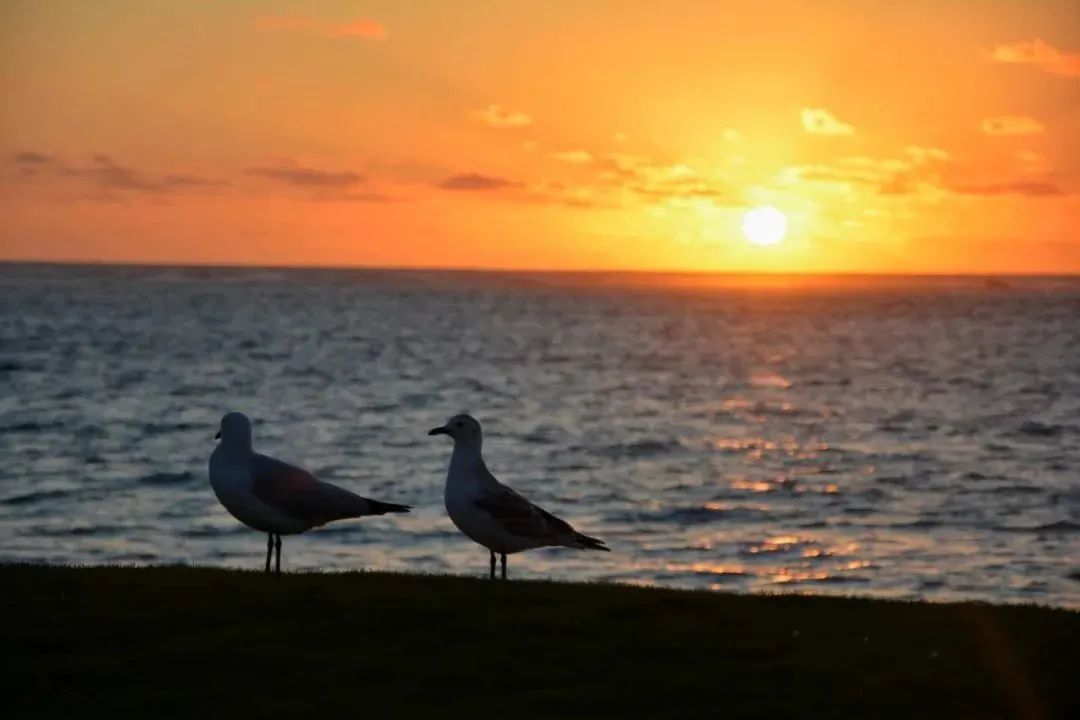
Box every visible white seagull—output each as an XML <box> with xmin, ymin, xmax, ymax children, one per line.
<box><xmin>429</xmin><ymin>414</ymin><xmax>609</xmax><ymax>580</ymax></box>
<box><xmin>209</xmin><ymin>412</ymin><xmax>410</xmax><ymax>573</ymax></box>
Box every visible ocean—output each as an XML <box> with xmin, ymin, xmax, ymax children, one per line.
<box><xmin>1</xmin><ymin>263</ymin><xmax>1077</xmax><ymax>607</ymax></box>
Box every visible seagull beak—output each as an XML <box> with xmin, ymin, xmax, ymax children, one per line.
<box><xmin>214</xmin><ymin>430</ymin><xmax>221</xmax><ymax>440</ymax></box>
<box><xmin>428</xmin><ymin>426</ymin><xmax>449</xmax><ymax>436</ymax></box>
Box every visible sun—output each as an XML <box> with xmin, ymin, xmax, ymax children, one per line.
<box><xmin>741</xmin><ymin>206</ymin><xmax>788</xmax><ymax>246</ymax></box>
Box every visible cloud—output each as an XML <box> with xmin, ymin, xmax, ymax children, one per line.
<box><xmin>9</xmin><ymin>151</ymin><xmax>55</xmax><ymax>176</ymax></box>
<box><xmin>159</xmin><ymin>174</ymin><xmax>219</xmax><ymax>188</ymax></box>
<box><xmin>248</xmin><ymin>163</ymin><xmax>364</xmax><ymax>187</ymax></box>
<box><xmin>595</xmin><ymin>153</ymin><xmax>650</xmax><ymax>179</ymax></box>
<box><xmin>591</xmin><ymin>154</ymin><xmax>734</xmax><ymax>204</ymax></box>
<box><xmin>315</xmin><ymin>191</ymin><xmax>396</xmax><ymax>203</ymax></box>
<box><xmin>784</xmin><ymin>145</ymin><xmax>957</xmax><ymax>197</ymax></box>
<box><xmin>793</xmin><ymin>165</ymin><xmax>908</xmax><ymax>193</ymax></box>
<box><xmin>630</xmin><ymin>179</ymin><xmax>729</xmax><ymax>201</ymax></box>
<box><xmin>987</xmin><ymin>39</ymin><xmax>1080</xmax><ymax>78</ymax></box>
<box><xmin>435</xmin><ymin>147</ymin><xmax>731</xmax><ymax>208</ymax></box>
<box><xmin>472</xmin><ymin>105</ymin><xmax>532</xmax><ymax>129</ymax></box>
<box><xmin>1014</xmin><ymin>150</ymin><xmax>1051</xmax><ymax>176</ymax></box>
<box><xmin>791</xmin><ymin>150</ymin><xmax>1065</xmax><ymax>200</ymax></box>
<box><xmin>520</xmin><ymin>181</ymin><xmax>621</xmax><ymax>210</ymax></box>
<box><xmin>528</xmin><ymin>159</ymin><xmax>732</xmax><ymax>209</ymax></box>
<box><xmin>438</xmin><ymin>173</ymin><xmax>520</xmax><ymax>191</ymax></box>
<box><xmin>785</xmin><ymin>154</ymin><xmax>929</xmax><ymax>196</ymax></box>
<box><xmin>904</xmin><ymin>146</ymin><xmax>950</xmax><ymax>164</ymax></box>
<box><xmin>551</xmin><ymin>150</ymin><xmax>593</xmax><ymax>165</ymax></box>
<box><xmin>255</xmin><ymin>15</ymin><xmax>385</xmax><ymax>40</ymax></box>
<box><xmin>9</xmin><ymin>151</ymin><xmax>395</xmax><ymax>201</ymax></box>
<box><xmin>60</xmin><ymin>155</ymin><xmax>220</xmax><ymax>193</ymax></box>
<box><xmin>620</xmin><ymin>162</ymin><xmax>707</xmax><ymax>195</ymax></box>
<box><xmin>66</xmin><ymin>154</ymin><xmax>157</xmax><ymax>191</ymax></box>
<box><xmin>981</xmin><ymin>116</ymin><xmax>1045</xmax><ymax>136</ymax></box>
<box><xmin>948</xmin><ymin>181</ymin><xmax>1064</xmax><ymax>197</ymax></box>
<box><xmin>801</xmin><ymin>108</ymin><xmax>854</xmax><ymax>136</ymax></box>
<box><xmin>625</xmin><ymin>164</ymin><xmax>730</xmax><ymax>203</ymax></box>
<box><xmin>10</xmin><ymin>151</ymin><xmax>53</xmax><ymax>165</ymax></box>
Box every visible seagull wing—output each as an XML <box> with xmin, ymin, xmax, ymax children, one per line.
<box><xmin>473</xmin><ymin>482</ymin><xmax>573</xmax><ymax>540</ymax></box>
<box><xmin>472</xmin><ymin>467</ymin><xmax>608</xmax><ymax>551</ymax></box>
<box><xmin>250</xmin><ymin>454</ymin><xmax>409</xmax><ymax>525</ymax></box>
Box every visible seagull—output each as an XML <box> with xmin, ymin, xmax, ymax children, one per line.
<box><xmin>429</xmin><ymin>413</ymin><xmax>609</xmax><ymax>580</ymax></box>
<box><xmin>209</xmin><ymin>412</ymin><xmax>410</xmax><ymax>573</ymax></box>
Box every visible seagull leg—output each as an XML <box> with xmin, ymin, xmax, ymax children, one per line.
<box><xmin>489</xmin><ymin>550</ymin><xmax>496</xmax><ymax>580</ymax></box>
<box><xmin>265</xmin><ymin>534</ymin><xmax>273</xmax><ymax>573</ymax></box>
<box><xmin>500</xmin><ymin>553</ymin><xmax>507</xmax><ymax>581</ymax></box>
<box><xmin>274</xmin><ymin>534</ymin><xmax>282</xmax><ymax>574</ymax></box>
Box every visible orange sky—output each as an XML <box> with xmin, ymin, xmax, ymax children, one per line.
<box><xmin>1</xmin><ymin>0</ymin><xmax>1078</xmax><ymax>273</ymax></box>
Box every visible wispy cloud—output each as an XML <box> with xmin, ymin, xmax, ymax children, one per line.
<box><xmin>438</xmin><ymin>173</ymin><xmax>521</xmax><ymax>191</ymax></box>
<box><xmin>786</xmin><ymin>149</ymin><xmax>1064</xmax><ymax>200</ymax></box>
<box><xmin>629</xmin><ymin>178</ymin><xmax>729</xmax><ymax>201</ymax></box>
<box><xmin>315</xmin><ymin>191</ymin><xmax>396</xmax><ymax>203</ymax></box>
<box><xmin>254</xmin><ymin>15</ymin><xmax>385</xmax><ymax>40</ymax></box>
<box><xmin>981</xmin><ymin>116</ymin><xmax>1045</xmax><ymax>136</ymax></box>
<box><xmin>790</xmin><ymin>164</ymin><xmax>913</xmax><ymax>195</ymax></box>
<box><xmin>7</xmin><ymin>152</ymin><xmax>220</xmax><ymax>195</ymax></box>
<box><xmin>9</xmin><ymin>151</ymin><xmax>55</xmax><ymax>176</ymax></box>
<box><xmin>904</xmin><ymin>146</ymin><xmax>950</xmax><ymax>164</ymax></box>
<box><xmin>471</xmin><ymin>105</ymin><xmax>532</xmax><ymax>129</ymax></box>
<box><xmin>801</xmin><ymin>108</ymin><xmax>854</xmax><ymax>136</ymax></box>
<box><xmin>592</xmin><ymin>154</ymin><xmax>733</xmax><ymax>204</ymax></box>
<box><xmin>949</xmin><ymin>180</ymin><xmax>1064</xmax><ymax>197</ymax></box>
<box><xmin>1014</xmin><ymin>150</ymin><xmax>1051</xmax><ymax>176</ymax></box>
<box><xmin>245</xmin><ymin>162</ymin><xmax>396</xmax><ymax>201</ymax></box>
<box><xmin>521</xmin><ymin>181</ymin><xmax>621</xmax><ymax>210</ymax></box>
<box><xmin>594</xmin><ymin>153</ymin><xmax>646</xmax><ymax>179</ymax></box>
<box><xmin>60</xmin><ymin>154</ymin><xmax>220</xmax><ymax>193</ymax></box>
<box><xmin>8</xmin><ymin>151</ymin><xmax>400</xmax><ymax>203</ymax></box>
<box><xmin>625</xmin><ymin>164</ymin><xmax>728</xmax><ymax>202</ymax></box>
<box><xmin>551</xmin><ymin>150</ymin><xmax>593</xmax><ymax>165</ymax></box>
<box><xmin>248</xmin><ymin>163</ymin><xmax>364</xmax><ymax>187</ymax></box>
<box><xmin>10</xmin><ymin>151</ymin><xmax>53</xmax><ymax>166</ymax></box>
<box><xmin>622</xmin><ymin>160</ymin><xmax>733</xmax><ymax>206</ymax></box>
<box><xmin>987</xmin><ymin>39</ymin><xmax>1080</xmax><ymax>78</ymax></box>
<box><xmin>783</xmin><ymin>150</ymin><xmax>949</xmax><ymax>196</ymax></box>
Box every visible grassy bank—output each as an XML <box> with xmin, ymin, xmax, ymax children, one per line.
<box><xmin>3</xmin><ymin>565</ymin><xmax>1076</xmax><ymax>719</ymax></box>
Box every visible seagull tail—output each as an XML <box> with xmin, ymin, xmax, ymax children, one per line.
<box><xmin>572</xmin><ymin>532</ymin><xmax>610</xmax><ymax>552</ymax></box>
<box><xmin>365</xmin><ymin>499</ymin><xmax>412</xmax><ymax>515</ymax></box>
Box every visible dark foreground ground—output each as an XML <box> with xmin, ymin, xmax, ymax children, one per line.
<box><xmin>3</xmin><ymin>565</ymin><xmax>1076</xmax><ymax>719</ymax></box>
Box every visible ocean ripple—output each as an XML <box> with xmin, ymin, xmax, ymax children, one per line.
<box><xmin>0</xmin><ymin>265</ymin><xmax>1077</xmax><ymax>609</ymax></box>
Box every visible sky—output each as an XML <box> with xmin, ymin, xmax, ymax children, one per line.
<box><xmin>1</xmin><ymin>0</ymin><xmax>1078</xmax><ymax>273</ymax></box>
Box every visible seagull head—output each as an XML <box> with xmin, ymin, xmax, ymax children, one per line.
<box><xmin>215</xmin><ymin>412</ymin><xmax>252</xmax><ymax>448</ymax></box>
<box><xmin>428</xmin><ymin>413</ymin><xmax>483</xmax><ymax>448</ymax></box>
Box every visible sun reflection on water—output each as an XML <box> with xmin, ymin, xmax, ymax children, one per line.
<box><xmin>770</xmin><ymin>568</ymin><xmax>832</xmax><ymax>584</ymax></box>
<box><xmin>730</xmin><ymin>477</ymin><xmax>776</xmax><ymax>493</ymax></box>
<box><xmin>664</xmin><ymin>561</ymin><xmax>749</xmax><ymax>577</ymax></box>
<box><xmin>745</xmin><ymin>535</ymin><xmax>804</xmax><ymax>554</ymax></box>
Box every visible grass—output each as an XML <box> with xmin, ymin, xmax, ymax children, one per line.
<box><xmin>3</xmin><ymin>565</ymin><xmax>1077</xmax><ymax>719</ymax></box>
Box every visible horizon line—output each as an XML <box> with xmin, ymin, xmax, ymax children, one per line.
<box><xmin>2</xmin><ymin>258</ymin><xmax>1079</xmax><ymax>279</ymax></box>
